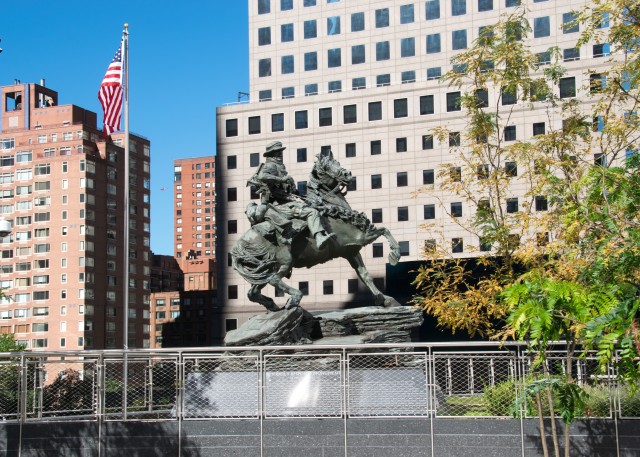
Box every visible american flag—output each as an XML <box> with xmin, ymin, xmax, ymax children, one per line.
<box><xmin>98</xmin><ymin>42</ymin><xmax>123</xmax><ymax>136</ymax></box>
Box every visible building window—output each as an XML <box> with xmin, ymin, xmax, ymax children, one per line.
<box><xmin>505</xmin><ymin>161</ymin><xmax>517</xmax><ymax>177</ymax></box>
<box><xmin>372</xmin><ymin>243</ymin><xmax>383</xmax><ymax>257</ymax></box>
<box><xmin>533</xmin><ymin>122</ymin><xmax>545</xmax><ymax>136</ymax></box>
<box><xmin>225</xmin><ymin>119</ymin><xmax>238</xmax><ymax>137</ymax></box>
<box><xmin>346</xmin><ymin>176</ymin><xmax>357</xmax><ymax>192</ymax></box>
<box><xmin>452</xmin><ymin>238</ymin><xmax>464</xmax><ymax>253</ymax></box>
<box><xmin>506</xmin><ymin>198</ymin><xmax>519</xmax><ymax>213</ymax></box>
<box><xmin>452</xmin><ymin>30</ymin><xmax>467</xmax><ymax>50</ymax></box>
<box><xmin>401</xmin><ymin>71</ymin><xmax>416</xmax><ymax>84</ymax></box>
<box><xmin>305</xmin><ymin>84</ymin><xmax>318</xmax><ymax>96</ymax></box>
<box><xmin>563</xmin><ymin>48</ymin><xmax>580</xmax><ymax>62</ymax></box>
<box><xmin>478</xmin><ymin>0</ymin><xmax>493</xmax><ymax>12</ymax></box>
<box><xmin>397</xmin><ymin>172</ymin><xmax>408</xmax><ymax>187</ymax></box>
<box><xmin>534</xmin><ymin>16</ymin><xmax>550</xmax><ymax>38</ymax></box>
<box><xmin>375</xmin><ymin>74</ymin><xmax>390</xmax><ymax>87</ymax></box>
<box><xmin>593</xmin><ymin>43</ymin><xmax>610</xmax><ymax>58</ymax></box>
<box><xmin>372</xmin><ymin>208</ymin><xmax>383</xmax><ymax>223</ymax></box>
<box><xmin>248</xmin><ymin>116</ymin><xmax>261</xmax><ymax>135</ymax></box>
<box><xmin>376</xmin><ymin>41</ymin><xmax>390</xmax><ymax>61</ymax></box>
<box><xmin>391</xmin><ymin>242</ymin><xmax>407</xmax><ymax>258</ymax></box>
<box><xmin>281</xmin><ymin>55</ymin><xmax>294</xmax><ymax>74</ymax></box>
<box><xmin>305</xmin><ymin>52</ymin><xmax>318</xmax><ymax>71</ymax></box>
<box><xmin>258</xmin><ymin>0</ymin><xmax>270</xmax><ymax>14</ymax></box>
<box><xmin>281</xmin><ymin>23</ymin><xmax>294</xmax><ymax>42</ymax></box>
<box><xmin>259</xmin><ymin>90</ymin><xmax>272</xmax><ymax>102</ymax></box>
<box><xmin>227</xmin><ymin>188</ymin><xmax>237</xmax><ymax>202</ymax></box>
<box><xmin>420</xmin><ymin>95</ymin><xmax>435</xmax><ymax>115</ymax></box>
<box><xmin>351</xmin><ymin>12</ymin><xmax>365</xmax><ymax>32</ymax></box>
<box><xmin>368</xmin><ymin>102</ymin><xmax>382</xmax><ymax>121</ymax></box>
<box><xmin>426</xmin><ymin>34</ymin><xmax>441</xmax><ymax>54</ymax></box>
<box><xmin>228</xmin><ymin>285</ymin><xmax>238</xmax><ymax>300</ymax></box>
<box><xmin>227</xmin><ymin>155</ymin><xmax>237</xmax><ymax>170</ymax></box>
<box><xmin>370</xmin><ymin>140</ymin><xmax>382</xmax><ymax>155</ymax></box>
<box><xmin>422</xmin><ymin>135</ymin><xmax>434</xmax><ymax>150</ymax></box>
<box><xmin>352</xmin><ymin>45</ymin><xmax>365</xmax><ymax>64</ymax></box>
<box><xmin>282</xmin><ymin>87</ymin><xmax>294</xmax><ymax>99</ymax></box>
<box><xmin>304</xmin><ymin>19</ymin><xmax>317</xmax><ymax>39</ymax></box>
<box><xmin>501</xmin><ymin>87</ymin><xmax>517</xmax><ymax>105</ymax></box>
<box><xmin>424</xmin><ymin>204</ymin><xmax>435</xmax><ymax>219</ymax></box>
<box><xmin>398</xmin><ymin>206</ymin><xmax>409</xmax><ymax>221</ymax></box>
<box><xmin>401</xmin><ymin>37</ymin><xmax>415</xmax><ymax>57</ymax></box>
<box><xmin>258</xmin><ymin>27</ymin><xmax>271</xmax><ymax>46</ymax></box>
<box><xmin>319</xmin><ymin>108</ymin><xmax>332</xmax><ymax>127</ymax></box>
<box><xmin>446</xmin><ymin>92</ymin><xmax>461</xmax><ymax>112</ymax></box>
<box><xmin>562</xmin><ymin>12</ymin><xmax>578</xmax><ymax>33</ymax></box>
<box><xmin>376</xmin><ymin>8</ymin><xmax>389</xmax><ymax>27</ymax></box>
<box><xmin>427</xmin><ymin>67</ymin><xmax>441</xmax><ymax>80</ymax></box>
<box><xmin>323</xmin><ymin>280</ymin><xmax>334</xmax><ymax>295</ymax></box>
<box><xmin>535</xmin><ymin>196</ymin><xmax>548</xmax><ymax>211</ymax></box>
<box><xmin>451</xmin><ymin>202</ymin><xmax>463</xmax><ymax>218</ymax></box>
<box><xmin>371</xmin><ymin>174</ymin><xmax>382</xmax><ymax>189</ymax></box>
<box><xmin>281</xmin><ymin>0</ymin><xmax>293</xmax><ymax>9</ymax></box>
<box><xmin>258</xmin><ymin>58</ymin><xmax>271</xmax><ymax>77</ymax></box>
<box><xmin>227</xmin><ymin>220</ymin><xmax>237</xmax><ymax>234</ymax></box>
<box><xmin>426</xmin><ymin>0</ymin><xmax>440</xmax><ymax>20</ymax></box>
<box><xmin>299</xmin><ymin>281</ymin><xmax>309</xmax><ymax>296</ymax></box>
<box><xmin>400</xmin><ymin>4</ymin><xmax>414</xmax><ymax>23</ymax></box>
<box><xmin>295</xmin><ymin>110</ymin><xmax>308</xmax><ymax>129</ymax></box>
<box><xmin>475</xmin><ymin>89</ymin><xmax>489</xmax><ymax>108</ymax></box>
<box><xmin>394</xmin><ymin>98</ymin><xmax>408</xmax><ymax>118</ymax></box>
<box><xmin>328</xmin><ymin>80</ymin><xmax>342</xmax><ymax>93</ymax></box>
<box><xmin>504</xmin><ymin>125</ymin><xmax>516</xmax><ymax>141</ymax></box>
<box><xmin>344</xmin><ymin>105</ymin><xmax>357</xmax><ymax>124</ymax></box>
<box><xmin>396</xmin><ymin>137</ymin><xmax>408</xmax><ymax>152</ymax></box>
<box><xmin>345</xmin><ymin>143</ymin><xmax>356</xmax><ymax>158</ymax></box>
<box><xmin>327</xmin><ymin>16</ymin><xmax>341</xmax><ymax>35</ymax></box>
<box><xmin>352</xmin><ymin>77</ymin><xmax>366</xmax><ymax>90</ymax></box>
<box><xmin>452</xmin><ymin>0</ymin><xmax>466</xmax><ymax>16</ymax></box>
<box><xmin>250</xmin><ymin>153</ymin><xmax>260</xmax><ymax>167</ymax></box>
<box><xmin>328</xmin><ymin>48</ymin><xmax>341</xmax><ymax>68</ymax></box>
<box><xmin>559</xmin><ymin>77</ymin><xmax>576</xmax><ymax>98</ymax></box>
<box><xmin>271</xmin><ymin>113</ymin><xmax>284</xmax><ymax>132</ymax></box>
<box><xmin>225</xmin><ymin>319</ymin><xmax>238</xmax><ymax>332</ymax></box>
<box><xmin>295</xmin><ymin>148</ymin><xmax>307</xmax><ymax>163</ymax></box>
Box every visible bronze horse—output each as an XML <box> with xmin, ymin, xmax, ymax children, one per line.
<box><xmin>231</xmin><ymin>152</ymin><xmax>401</xmax><ymax>312</ymax></box>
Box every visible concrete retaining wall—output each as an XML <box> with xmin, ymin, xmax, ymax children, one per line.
<box><xmin>0</xmin><ymin>418</ymin><xmax>637</xmax><ymax>456</ymax></box>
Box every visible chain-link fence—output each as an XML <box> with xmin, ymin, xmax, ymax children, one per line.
<box><xmin>0</xmin><ymin>343</ymin><xmax>638</xmax><ymax>422</ymax></box>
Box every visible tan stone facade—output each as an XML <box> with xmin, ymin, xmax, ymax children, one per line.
<box><xmin>215</xmin><ymin>0</ymin><xmax>614</xmax><ymax>336</ymax></box>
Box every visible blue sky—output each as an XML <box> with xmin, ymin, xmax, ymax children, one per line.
<box><xmin>0</xmin><ymin>0</ymin><xmax>249</xmax><ymax>255</ymax></box>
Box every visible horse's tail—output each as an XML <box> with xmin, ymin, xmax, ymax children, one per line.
<box><xmin>231</xmin><ymin>234</ymin><xmax>280</xmax><ymax>285</ymax></box>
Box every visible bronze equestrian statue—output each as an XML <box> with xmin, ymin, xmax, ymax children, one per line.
<box><xmin>231</xmin><ymin>141</ymin><xmax>401</xmax><ymax>312</ymax></box>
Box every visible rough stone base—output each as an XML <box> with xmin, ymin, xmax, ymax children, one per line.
<box><xmin>224</xmin><ymin>305</ymin><xmax>423</xmax><ymax>346</ymax></box>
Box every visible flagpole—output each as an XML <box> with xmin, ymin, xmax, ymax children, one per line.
<box><xmin>122</xmin><ymin>24</ymin><xmax>130</xmax><ymax>352</ymax></box>
<box><xmin>122</xmin><ymin>23</ymin><xmax>130</xmax><ymax>421</ymax></box>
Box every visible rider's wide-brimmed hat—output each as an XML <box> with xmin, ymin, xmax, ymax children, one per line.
<box><xmin>264</xmin><ymin>141</ymin><xmax>286</xmax><ymax>157</ymax></box>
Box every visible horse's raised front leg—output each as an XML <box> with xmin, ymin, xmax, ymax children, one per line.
<box><xmin>248</xmin><ymin>284</ymin><xmax>281</xmax><ymax>312</ymax></box>
<box><xmin>347</xmin><ymin>253</ymin><xmax>401</xmax><ymax>307</ymax></box>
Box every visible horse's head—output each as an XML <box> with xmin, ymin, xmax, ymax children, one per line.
<box><xmin>311</xmin><ymin>150</ymin><xmax>353</xmax><ymax>191</ymax></box>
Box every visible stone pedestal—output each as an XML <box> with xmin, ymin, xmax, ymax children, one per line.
<box><xmin>224</xmin><ymin>305</ymin><xmax>423</xmax><ymax>347</ymax></box>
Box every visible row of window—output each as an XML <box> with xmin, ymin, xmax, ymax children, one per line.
<box><xmin>258</xmin><ymin>0</ymin><xmax>340</xmax><ymax>15</ymax></box>
<box><xmin>225</xmin><ymin>78</ymin><xmax>578</xmax><ymax>138</ymax></box>
<box><xmin>258</xmin><ymin>0</ymin><xmax>533</xmax><ymax>19</ymax></box>
<box><xmin>226</xmin><ymin>194</ymin><xmax>548</xmax><ymax>235</ymax></box>
<box><xmin>227</xmin><ymin>276</ymin><xmax>384</xmax><ymax>300</ymax></box>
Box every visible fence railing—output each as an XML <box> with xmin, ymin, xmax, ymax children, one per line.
<box><xmin>0</xmin><ymin>342</ymin><xmax>638</xmax><ymax>423</ymax></box>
